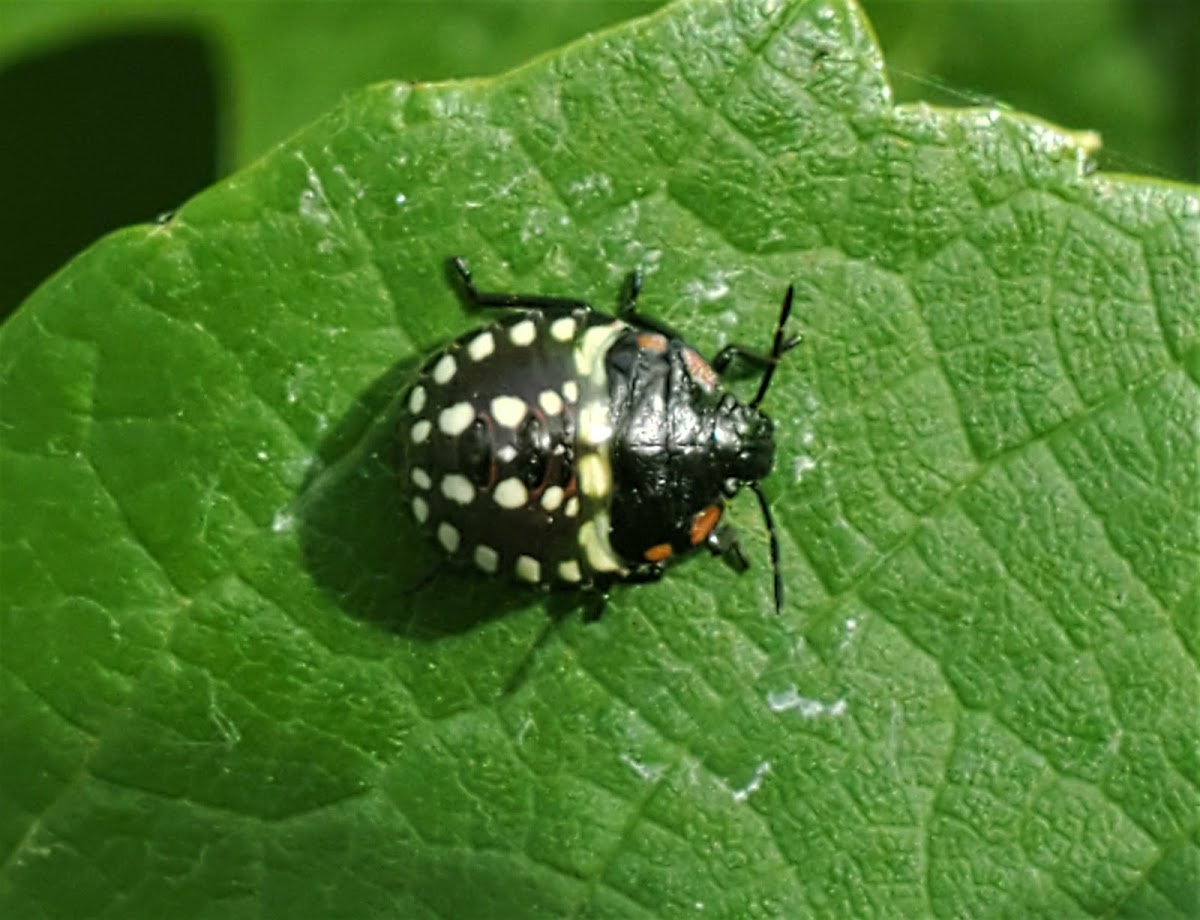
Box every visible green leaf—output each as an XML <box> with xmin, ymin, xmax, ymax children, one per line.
<box><xmin>2</xmin><ymin>0</ymin><xmax>1197</xmax><ymax>916</ymax></box>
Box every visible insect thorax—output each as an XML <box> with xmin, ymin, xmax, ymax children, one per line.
<box><xmin>604</xmin><ymin>329</ymin><xmax>777</xmax><ymax>565</ymax></box>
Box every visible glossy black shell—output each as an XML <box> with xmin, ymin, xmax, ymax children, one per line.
<box><xmin>398</xmin><ymin>299</ymin><xmax>778</xmax><ymax>593</ymax></box>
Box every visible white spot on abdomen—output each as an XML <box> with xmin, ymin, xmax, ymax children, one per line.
<box><xmin>408</xmin><ymin>386</ymin><xmax>426</xmax><ymax>414</ymax></box>
<box><xmin>437</xmin><ymin>522</ymin><xmax>460</xmax><ymax>553</ymax></box>
<box><xmin>490</xmin><ymin>395</ymin><xmax>528</xmax><ymax>428</ymax></box>
<box><xmin>509</xmin><ymin>319</ymin><xmax>536</xmax><ymax>346</ymax></box>
<box><xmin>474</xmin><ymin>544</ymin><xmax>499</xmax><ymax>573</ymax></box>
<box><xmin>550</xmin><ymin>316</ymin><xmax>576</xmax><ymax>341</ymax></box>
<box><xmin>493</xmin><ymin>478</ymin><xmax>528</xmax><ymax>509</ymax></box>
<box><xmin>540</xmin><ymin>485</ymin><xmax>564</xmax><ymax>511</ymax></box>
<box><xmin>410</xmin><ymin>419</ymin><xmax>432</xmax><ymax>443</ymax></box>
<box><xmin>432</xmin><ymin>354</ymin><xmax>456</xmax><ymax>384</ymax></box>
<box><xmin>515</xmin><ymin>555</ymin><xmax>542</xmax><ymax>583</ymax></box>
<box><xmin>467</xmin><ymin>331</ymin><xmax>496</xmax><ymax>362</ymax></box>
<box><xmin>438</xmin><ymin>402</ymin><xmax>475</xmax><ymax>436</ymax></box>
<box><xmin>440</xmin><ymin>474</ymin><xmax>475</xmax><ymax>505</ymax></box>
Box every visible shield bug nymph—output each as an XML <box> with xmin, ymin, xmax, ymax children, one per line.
<box><xmin>398</xmin><ymin>257</ymin><xmax>796</xmax><ymax>616</ymax></box>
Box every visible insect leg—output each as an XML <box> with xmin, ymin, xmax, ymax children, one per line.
<box><xmin>582</xmin><ymin>589</ymin><xmax>609</xmax><ymax>623</ymax></box>
<box><xmin>710</xmin><ymin>342</ymin><xmax>798</xmax><ymax>375</ymax></box>
<box><xmin>619</xmin><ymin>268</ymin><xmax>643</xmax><ymax>315</ymax></box>
<box><xmin>616</xmin><ymin>270</ymin><xmax>694</xmax><ymax>343</ymax></box>
<box><xmin>621</xmin><ymin>564</ymin><xmax>667</xmax><ymax>586</ymax></box>
<box><xmin>749</xmin><ymin>482</ymin><xmax>783</xmax><ymax>614</ymax></box>
<box><xmin>498</xmin><ymin>610</ymin><xmax>567</xmax><ymax>698</ymax></box>
<box><xmin>706</xmin><ymin>525</ymin><xmax>751</xmax><ymax>572</ymax></box>
<box><xmin>402</xmin><ymin>558</ymin><xmax>445</xmax><ymax>595</ymax></box>
<box><xmin>712</xmin><ymin>285</ymin><xmax>800</xmax><ymax>383</ymax></box>
<box><xmin>449</xmin><ymin>256</ymin><xmax>592</xmax><ymax>314</ymax></box>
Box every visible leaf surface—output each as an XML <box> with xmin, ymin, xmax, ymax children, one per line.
<box><xmin>2</xmin><ymin>1</ymin><xmax>1197</xmax><ymax>917</ymax></box>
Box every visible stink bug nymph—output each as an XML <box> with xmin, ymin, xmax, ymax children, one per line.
<box><xmin>398</xmin><ymin>257</ymin><xmax>796</xmax><ymax>616</ymax></box>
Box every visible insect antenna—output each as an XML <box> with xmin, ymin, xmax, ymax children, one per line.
<box><xmin>749</xmin><ymin>481</ymin><xmax>783</xmax><ymax>615</ymax></box>
<box><xmin>750</xmin><ymin>284</ymin><xmax>796</xmax><ymax>409</ymax></box>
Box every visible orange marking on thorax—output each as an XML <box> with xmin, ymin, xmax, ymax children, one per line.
<box><xmin>683</xmin><ymin>347</ymin><xmax>718</xmax><ymax>391</ymax></box>
<box><xmin>689</xmin><ymin>504</ymin><xmax>722</xmax><ymax>546</ymax></box>
<box><xmin>637</xmin><ymin>333</ymin><xmax>669</xmax><ymax>353</ymax></box>
<box><xmin>644</xmin><ymin>542</ymin><xmax>674</xmax><ymax>563</ymax></box>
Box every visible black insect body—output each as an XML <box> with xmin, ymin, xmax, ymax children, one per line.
<box><xmin>398</xmin><ymin>257</ymin><xmax>796</xmax><ymax>614</ymax></box>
